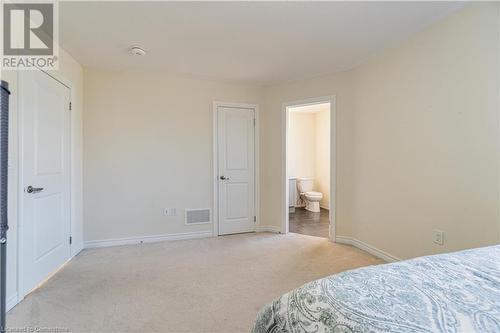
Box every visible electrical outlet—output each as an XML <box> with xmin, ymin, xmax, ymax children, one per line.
<box><xmin>163</xmin><ymin>208</ymin><xmax>176</xmax><ymax>216</ymax></box>
<box><xmin>433</xmin><ymin>229</ymin><xmax>444</xmax><ymax>245</ymax></box>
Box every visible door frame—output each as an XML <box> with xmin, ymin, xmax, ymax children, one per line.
<box><xmin>281</xmin><ymin>96</ymin><xmax>337</xmax><ymax>241</ymax></box>
<box><xmin>212</xmin><ymin>102</ymin><xmax>260</xmax><ymax>236</ymax></box>
<box><xmin>17</xmin><ymin>68</ymin><xmax>74</xmax><ymax>300</ymax></box>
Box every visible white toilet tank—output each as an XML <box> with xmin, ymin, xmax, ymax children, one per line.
<box><xmin>297</xmin><ymin>178</ymin><xmax>314</xmax><ymax>193</ymax></box>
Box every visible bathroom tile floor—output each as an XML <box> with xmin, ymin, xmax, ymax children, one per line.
<box><xmin>289</xmin><ymin>207</ymin><xmax>330</xmax><ymax>238</ymax></box>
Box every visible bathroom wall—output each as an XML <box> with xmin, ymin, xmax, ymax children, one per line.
<box><xmin>288</xmin><ymin>112</ymin><xmax>316</xmax><ymax>183</ymax></box>
<box><xmin>315</xmin><ymin>108</ymin><xmax>330</xmax><ymax>209</ymax></box>
<box><xmin>288</xmin><ymin>105</ymin><xmax>330</xmax><ymax>208</ymax></box>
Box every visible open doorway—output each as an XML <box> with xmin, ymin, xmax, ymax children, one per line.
<box><xmin>282</xmin><ymin>97</ymin><xmax>335</xmax><ymax>241</ymax></box>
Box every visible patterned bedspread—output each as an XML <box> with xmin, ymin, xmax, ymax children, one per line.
<box><xmin>252</xmin><ymin>245</ymin><xmax>500</xmax><ymax>333</ymax></box>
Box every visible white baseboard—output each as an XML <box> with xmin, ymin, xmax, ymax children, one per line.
<box><xmin>6</xmin><ymin>293</ymin><xmax>18</xmax><ymax>311</ymax></box>
<box><xmin>255</xmin><ymin>225</ymin><xmax>281</xmax><ymax>233</ymax></box>
<box><xmin>72</xmin><ymin>241</ymin><xmax>84</xmax><ymax>257</ymax></box>
<box><xmin>84</xmin><ymin>230</ymin><xmax>214</xmax><ymax>249</ymax></box>
<box><xmin>335</xmin><ymin>236</ymin><xmax>400</xmax><ymax>262</ymax></box>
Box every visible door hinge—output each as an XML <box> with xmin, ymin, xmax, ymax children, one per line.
<box><xmin>254</xmin><ymin>216</ymin><xmax>256</xmax><ymax>222</ymax></box>
<box><xmin>69</xmin><ymin>236</ymin><xmax>72</xmax><ymax>245</ymax></box>
<box><xmin>69</xmin><ymin>102</ymin><xmax>72</xmax><ymax>111</ymax></box>
<box><xmin>253</xmin><ymin>118</ymin><xmax>256</xmax><ymax>127</ymax></box>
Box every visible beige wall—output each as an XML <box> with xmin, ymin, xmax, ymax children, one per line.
<box><xmin>0</xmin><ymin>48</ymin><xmax>84</xmax><ymax>308</ymax></box>
<box><xmin>262</xmin><ymin>3</ymin><xmax>500</xmax><ymax>259</ymax></box>
<box><xmin>348</xmin><ymin>3</ymin><xmax>499</xmax><ymax>259</ymax></box>
<box><xmin>83</xmin><ymin>70</ymin><xmax>264</xmax><ymax>242</ymax></box>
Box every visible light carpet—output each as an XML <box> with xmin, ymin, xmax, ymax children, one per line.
<box><xmin>7</xmin><ymin>232</ymin><xmax>383</xmax><ymax>333</ymax></box>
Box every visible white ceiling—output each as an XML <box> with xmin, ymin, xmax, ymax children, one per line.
<box><xmin>60</xmin><ymin>1</ymin><xmax>464</xmax><ymax>85</ymax></box>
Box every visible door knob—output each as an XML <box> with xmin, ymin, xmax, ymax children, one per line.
<box><xmin>26</xmin><ymin>186</ymin><xmax>44</xmax><ymax>194</ymax></box>
<box><xmin>220</xmin><ymin>176</ymin><xmax>230</xmax><ymax>180</ymax></box>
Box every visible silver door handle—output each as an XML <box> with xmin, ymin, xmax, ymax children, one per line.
<box><xmin>220</xmin><ymin>176</ymin><xmax>230</xmax><ymax>180</ymax></box>
<box><xmin>26</xmin><ymin>186</ymin><xmax>44</xmax><ymax>194</ymax></box>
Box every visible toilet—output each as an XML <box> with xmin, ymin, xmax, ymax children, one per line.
<box><xmin>297</xmin><ymin>178</ymin><xmax>323</xmax><ymax>213</ymax></box>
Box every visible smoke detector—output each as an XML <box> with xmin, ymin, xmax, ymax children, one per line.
<box><xmin>130</xmin><ymin>46</ymin><xmax>146</xmax><ymax>56</ymax></box>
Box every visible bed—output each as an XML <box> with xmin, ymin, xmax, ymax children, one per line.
<box><xmin>252</xmin><ymin>245</ymin><xmax>500</xmax><ymax>333</ymax></box>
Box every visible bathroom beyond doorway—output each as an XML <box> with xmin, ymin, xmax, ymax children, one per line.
<box><xmin>284</xmin><ymin>98</ymin><xmax>334</xmax><ymax>240</ymax></box>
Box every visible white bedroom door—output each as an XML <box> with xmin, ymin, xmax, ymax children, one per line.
<box><xmin>20</xmin><ymin>69</ymin><xmax>71</xmax><ymax>295</ymax></box>
<box><xmin>217</xmin><ymin>106</ymin><xmax>255</xmax><ymax>235</ymax></box>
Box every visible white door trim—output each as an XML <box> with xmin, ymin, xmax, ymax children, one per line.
<box><xmin>212</xmin><ymin>101</ymin><xmax>259</xmax><ymax>236</ymax></box>
<box><xmin>281</xmin><ymin>96</ymin><xmax>337</xmax><ymax>241</ymax></box>
<box><xmin>17</xmin><ymin>68</ymin><xmax>75</xmax><ymax>301</ymax></box>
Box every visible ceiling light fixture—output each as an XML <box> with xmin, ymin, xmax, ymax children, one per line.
<box><xmin>130</xmin><ymin>46</ymin><xmax>147</xmax><ymax>56</ymax></box>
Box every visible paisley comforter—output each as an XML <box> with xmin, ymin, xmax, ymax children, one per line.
<box><xmin>252</xmin><ymin>245</ymin><xmax>500</xmax><ymax>333</ymax></box>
